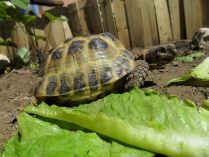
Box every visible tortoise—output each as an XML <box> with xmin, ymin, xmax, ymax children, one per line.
<box><xmin>34</xmin><ymin>32</ymin><xmax>149</xmax><ymax>105</ymax></box>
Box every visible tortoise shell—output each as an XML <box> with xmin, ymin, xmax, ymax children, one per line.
<box><xmin>35</xmin><ymin>32</ymin><xmax>135</xmax><ymax>104</ymax></box>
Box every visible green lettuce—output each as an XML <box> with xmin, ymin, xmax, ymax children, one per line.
<box><xmin>168</xmin><ymin>57</ymin><xmax>209</xmax><ymax>86</ymax></box>
<box><xmin>25</xmin><ymin>88</ymin><xmax>209</xmax><ymax>157</ymax></box>
<box><xmin>1</xmin><ymin>113</ymin><xmax>153</xmax><ymax>157</ymax></box>
<box><xmin>174</xmin><ymin>51</ymin><xmax>204</xmax><ymax>62</ymax></box>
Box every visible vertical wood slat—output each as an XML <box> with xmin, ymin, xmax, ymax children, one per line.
<box><xmin>167</xmin><ymin>0</ymin><xmax>181</xmax><ymax>41</ymax></box>
<box><xmin>0</xmin><ymin>22</ymin><xmax>9</xmax><ymax>57</ymax></box>
<box><xmin>138</xmin><ymin>0</ymin><xmax>152</xmax><ymax>47</ymax></box>
<box><xmin>183</xmin><ymin>0</ymin><xmax>202</xmax><ymax>39</ymax></box>
<box><xmin>3</xmin><ymin>22</ymin><xmax>14</xmax><ymax>61</ymax></box>
<box><xmin>76</xmin><ymin>0</ymin><xmax>90</xmax><ymax>35</ymax></box>
<box><xmin>31</xmin><ymin>28</ymin><xmax>46</xmax><ymax>51</ymax></box>
<box><xmin>111</xmin><ymin>0</ymin><xmax>131</xmax><ymax>49</ymax></box>
<box><xmin>67</xmin><ymin>1</ymin><xmax>90</xmax><ymax>36</ymax></box>
<box><xmin>201</xmin><ymin>0</ymin><xmax>209</xmax><ymax>27</ymax></box>
<box><xmin>146</xmin><ymin>0</ymin><xmax>159</xmax><ymax>45</ymax></box>
<box><xmin>45</xmin><ymin>19</ymin><xmax>73</xmax><ymax>48</ymax></box>
<box><xmin>84</xmin><ymin>0</ymin><xmax>104</xmax><ymax>34</ymax></box>
<box><xmin>154</xmin><ymin>0</ymin><xmax>173</xmax><ymax>43</ymax></box>
<box><xmin>125</xmin><ymin>0</ymin><xmax>144</xmax><ymax>48</ymax></box>
<box><xmin>138</xmin><ymin>0</ymin><xmax>159</xmax><ymax>47</ymax></box>
<box><xmin>11</xmin><ymin>23</ymin><xmax>29</xmax><ymax>49</ymax></box>
<box><xmin>101</xmin><ymin>0</ymin><xmax>117</xmax><ymax>36</ymax></box>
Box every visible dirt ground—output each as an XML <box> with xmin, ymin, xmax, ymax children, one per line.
<box><xmin>1</xmin><ymin>54</ymin><xmax>209</xmax><ymax>151</ymax></box>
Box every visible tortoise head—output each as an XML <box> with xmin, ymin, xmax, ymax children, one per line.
<box><xmin>145</xmin><ymin>44</ymin><xmax>177</xmax><ymax>68</ymax></box>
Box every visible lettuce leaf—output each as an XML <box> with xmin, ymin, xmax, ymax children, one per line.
<box><xmin>1</xmin><ymin>113</ymin><xmax>153</xmax><ymax>157</ymax></box>
<box><xmin>25</xmin><ymin>88</ymin><xmax>209</xmax><ymax>157</ymax></box>
<box><xmin>168</xmin><ymin>57</ymin><xmax>209</xmax><ymax>86</ymax></box>
<box><xmin>174</xmin><ymin>51</ymin><xmax>204</xmax><ymax>62</ymax></box>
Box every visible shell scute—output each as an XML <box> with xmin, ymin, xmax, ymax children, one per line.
<box><xmin>46</xmin><ymin>76</ymin><xmax>57</xmax><ymax>96</ymax></box>
<box><xmin>73</xmin><ymin>72</ymin><xmax>86</xmax><ymax>94</ymax></box>
<box><xmin>68</xmin><ymin>40</ymin><xmax>85</xmax><ymax>55</ymax></box>
<box><xmin>60</xmin><ymin>73</ymin><xmax>71</xmax><ymax>94</ymax></box>
<box><xmin>88</xmin><ymin>68</ymin><xmax>99</xmax><ymax>90</ymax></box>
<box><xmin>100</xmin><ymin>66</ymin><xmax>113</xmax><ymax>84</ymax></box>
<box><xmin>88</xmin><ymin>38</ymin><xmax>108</xmax><ymax>51</ymax></box>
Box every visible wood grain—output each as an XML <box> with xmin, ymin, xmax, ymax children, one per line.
<box><xmin>154</xmin><ymin>0</ymin><xmax>173</xmax><ymax>43</ymax></box>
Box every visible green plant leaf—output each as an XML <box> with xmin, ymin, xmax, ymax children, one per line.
<box><xmin>6</xmin><ymin>7</ymin><xmax>36</xmax><ymax>23</ymax></box>
<box><xmin>16</xmin><ymin>47</ymin><xmax>30</xmax><ymax>64</ymax></box>
<box><xmin>175</xmin><ymin>51</ymin><xmax>204</xmax><ymax>62</ymax></box>
<box><xmin>1</xmin><ymin>113</ymin><xmax>154</xmax><ymax>157</ymax></box>
<box><xmin>10</xmin><ymin>0</ymin><xmax>30</xmax><ymax>10</ymax></box>
<box><xmin>44</xmin><ymin>12</ymin><xmax>67</xmax><ymax>22</ymax></box>
<box><xmin>25</xmin><ymin>88</ymin><xmax>209</xmax><ymax>157</ymax></box>
<box><xmin>168</xmin><ymin>57</ymin><xmax>209</xmax><ymax>86</ymax></box>
<box><xmin>0</xmin><ymin>40</ymin><xmax>17</xmax><ymax>47</ymax></box>
<box><xmin>0</xmin><ymin>3</ymin><xmax>11</xmax><ymax>20</ymax></box>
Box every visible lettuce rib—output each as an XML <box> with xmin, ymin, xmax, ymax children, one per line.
<box><xmin>25</xmin><ymin>88</ymin><xmax>209</xmax><ymax>157</ymax></box>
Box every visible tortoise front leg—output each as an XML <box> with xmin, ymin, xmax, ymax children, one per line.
<box><xmin>124</xmin><ymin>60</ymin><xmax>149</xmax><ymax>91</ymax></box>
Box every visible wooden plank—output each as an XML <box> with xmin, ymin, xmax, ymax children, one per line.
<box><xmin>84</xmin><ymin>0</ymin><xmax>104</xmax><ymax>34</ymax></box>
<box><xmin>154</xmin><ymin>0</ymin><xmax>173</xmax><ymax>43</ymax></box>
<box><xmin>11</xmin><ymin>23</ymin><xmax>29</xmax><ymax>49</ymax></box>
<box><xmin>167</xmin><ymin>0</ymin><xmax>181</xmax><ymax>41</ymax></box>
<box><xmin>32</xmin><ymin>28</ymin><xmax>46</xmax><ymax>51</ymax></box>
<box><xmin>201</xmin><ymin>0</ymin><xmax>209</xmax><ymax>26</ymax></box>
<box><xmin>183</xmin><ymin>0</ymin><xmax>202</xmax><ymax>39</ymax></box>
<box><xmin>76</xmin><ymin>0</ymin><xmax>90</xmax><ymax>35</ymax></box>
<box><xmin>62</xmin><ymin>19</ymin><xmax>73</xmax><ymax>39</ymax></box>
<box><xmin>0</xmin><ymin>22</ymin><xmax>9</xmax><ymax>57</ymax></box>
<box><xmin>146</xmin><ymin>0</ymin><xmax>159</xmax><ymax>45</ymax></box>
<box><xmin>138</xmin><ymin>0</ymin><xmax>152</xmax><ymax>47</ymax></box>
<box><xmin>67</xmin><ymin>1</ymin><xmax>89</xmax><ymax>36</ymax></box>
<box><xmin>67</xmin><ymin>3</ymin><xmax>83</xmax><ymax>36</ymax></box>
<box><xmin>102</xmin><ymin>0</ymin><xmax>117</xmax><ymax>36</ymax></box>
<box><xmin>138</xmin><ymin>0</ymin><xmax>160</xmax><ymax>47</ymax></box>
<box><xmin>2</xmin><ymin>22</ymin><xmax>14</xmax><ymax>61</ymax></box>
<box><xmin>125</xmin><ymin>0</ymin><xmax>144</xmax><ymax>48</ymax></box>
<box><xmin>45</xmin><ymin>19</ymin><xmax>73</xmax><ymax>48</ymax></box>
<box><xmin>0</xmin><ymin>37</ymin><xmax>9</xmax><ymax>57</ymax></box>
<box><xmin>111</xmin><ymin>0</ymin><xmax>130</xmax><ymax>49</ymax></box>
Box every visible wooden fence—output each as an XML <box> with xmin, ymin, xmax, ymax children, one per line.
<box><xmin>0</xmin><ymin>0</ymin><xmax>209</xmax><ymax>61</ymax></box>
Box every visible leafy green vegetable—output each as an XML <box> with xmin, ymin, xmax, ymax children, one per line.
<box><xmin>11</xmin><ymin>0</ymin><xmax>30</xmax><ymax>10</ymax></box>
<box><xmin>16</xmin><ymin>47</ymin><xmax>30</xmax><ymax>65</ymax></box>
<box><xmin>44</xmin><ymin>12</ymin><xmax>67</xmax><ymax>22</ymax></box>
<box><xmin>168</xmin><ymin>57</ymin><xmax>209</xmax><ymax>86</ymax></box>
<box><xmin>0</xmin><ymin>3</ymin><xmax>10</xmax><ymax>21</ymax></box>
<box><xmin>25</xmin><ymin>88</ymin><xmax>209</xmax><ymax>157</ymax></box>
<box><xmin>0</xmin><ymin>2</ymin><xmax>36</xmax><ymax>23</ymax></box>
<box><xmin>0</xmin><ymin>39</ymin><xmax>17</xmax><ymax>47</ymax></box>
<box><xmin>175</xmin><ymin>52</ymin><xmax>204</xmax><ymax>62</ymax></box>
<box><xmin>1</xmin><ymin>113</ymin><xmax>153</xmax><ymax>157</ymax></box>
